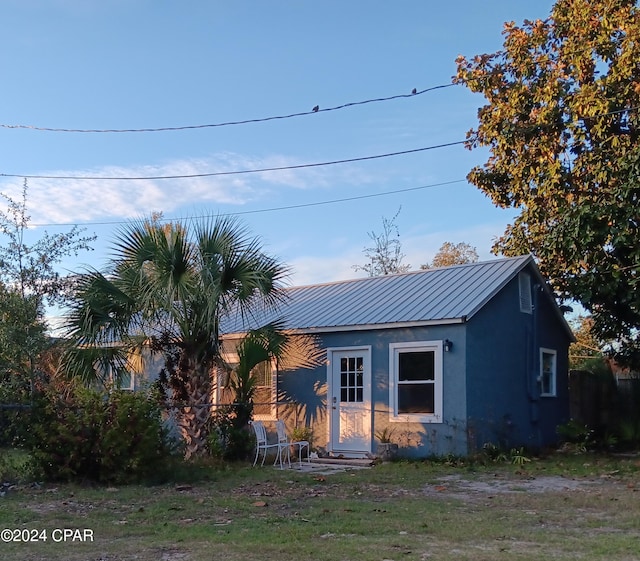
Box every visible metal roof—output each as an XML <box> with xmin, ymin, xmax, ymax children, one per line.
<box><xmin>222</xmin><ymin>255</ymin><xmax>543</xmax><ymax>335</ymax></box>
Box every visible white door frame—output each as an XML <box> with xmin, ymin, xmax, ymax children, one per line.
<box><xmin>326</xmin><ymin>346</ymin><xmax>372</xmax><ymax>457</ymax></box>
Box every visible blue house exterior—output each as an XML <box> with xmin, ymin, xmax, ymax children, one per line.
<box><xmin>222</xmin><ymin>255</ymin><xmax>574</xmax><ymax>458</ymax></box>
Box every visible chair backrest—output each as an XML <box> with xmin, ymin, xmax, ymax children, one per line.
<box><xmin>251</xmin><ymin>420</ymin><xmax>268</xmax><ymax>445</ymax></box>
<box><xmin>275</xmin><ymin>419</ymin><xmax>288</xmax><ymax>444</ymax></box>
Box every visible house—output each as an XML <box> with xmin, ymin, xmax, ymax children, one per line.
<box><xmin>221</xmin><ymin>254</ymin><xmax>575</xmax><ymax>458</ymax></box>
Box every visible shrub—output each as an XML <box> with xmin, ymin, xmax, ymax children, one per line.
<box><xmin>206</xmin><ymin>405</ymin><xmax>254</xmax><ymax>461</ymax></box>
<box><xmin>556</xmin><ymin>419</ymin><xmax>594</xmax><ymax>453</ymax></box>
<box><xmin>0</xmin><ymin>448</ymin><xmax>35</xmax><ymax>482</ymax></box>
<box><xmin>27</xmin><ymin>382</ymin><xmax>173</xmax><ymax>483</ymax></box>
<box><xmin>0</xmin><ymin>382</ymin><xmax>32</xmax><ymax>447</ymax></box>
<box><xmin>617</xmin><ymin>418</ymin><xmax>640</xmax><ymax>450</ymax></box>
<box><xmin>292</xmin><ymin>426</ymin><xmax>314</xmax><ymax>448</ymax></box>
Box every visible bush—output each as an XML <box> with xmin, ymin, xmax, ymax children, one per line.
<box><xmin>0</xmin><ymin>448</ymin><xmax>35</xmax><ymax>482</ymax></box>
<box><xmin>27</xmin><ymin>383</ymin><xmax>173</xmax><ymax>483</ymax></box>
<box><xmin>557</xmin><ymin>419</ymin><xmax>594</xmax><ymax>453</ymax></box>
<box><xmin>0</xmin><ymin>381</ymin><xmax>32</xmax><ymax>447</ymax></box>
<box><xmin>206</xmin><ymin>405</ymin><xmax>254</xmax><ymax>461</ymax></box>
<box><xmin>617</xmin><ymin>418</ymin><xmax>640</xmax><ymax>450</ymax></box>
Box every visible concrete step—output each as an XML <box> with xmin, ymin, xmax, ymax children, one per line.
<box><xmin>310</xmin><ymin>457</ymin><xmax>375</xmax><ymax>468</ymax></box>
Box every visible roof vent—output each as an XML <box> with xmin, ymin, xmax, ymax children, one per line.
<box><xmin>519</xmin><ymin>272</ymin><xmax>532</xmax><ymax>314</ymax></box>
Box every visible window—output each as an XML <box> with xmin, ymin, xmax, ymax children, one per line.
<box><xmin>252</xmin><ymin>361</ymin><xmax>277</xmax><ymax>420</ymax></box>
<box><xmin>519</xmin><ymin>272</ymin><xmax>532</xmax><ymax>313</ymax></box>
<box><xmin>539</xmin><ymin>348</ymin><xmax>557</xmax><ymax>397</ymax></box>
<box><xmin>220</xmin><ymin>337</ymin><xmax>278</xmax><ymax>420</ymax></box>
<box><xmin>118</xmin><ymin>372</ymin><xmax>135</xmax><ymax>391</ymax></box>
<box><xmin>389</xmin><ymin>341</ymin><xmax>443</xmax><ymax>422</ymax></box>
<box><xmin>105</xmin><ymin>367</ymin><xmax>135</xmax><ymax>391</ymax></box>
<box><xmin>340</xmin><ymin>356</ymin><xmax>364</xmax><ymax>403</ymax></box>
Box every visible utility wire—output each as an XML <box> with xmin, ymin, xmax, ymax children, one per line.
<box><xmin>0</xmin><ymin>142</ymin><xmax>466</xmax><ymax>181</ymax></box>
<box><xmin>32</xmin><ymin>179</ymin><xmax>468</xmax><ymax>227</ymax></box>
<box><xmin>0</xmin><ymin>84</ymin><xmax>455</xmax><ymax>134</ymax></box>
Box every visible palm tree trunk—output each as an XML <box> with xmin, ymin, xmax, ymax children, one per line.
<box><xmin>174</xmin><ymin>364</ymin><xmax>212</xmax><ymax>459</ymax></box>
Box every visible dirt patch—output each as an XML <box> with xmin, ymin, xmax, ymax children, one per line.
<box><xmin>422</xmin><ymin>473</ymin><xmax>611</xmax><ymax>500</ymax></box>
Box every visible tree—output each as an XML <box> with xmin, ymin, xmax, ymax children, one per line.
<box><xmin>421</xmin><ymin>241</ymin><xmax>479</xmax><ymax>269</ymax></box>
<box><xmin>0</xmin><ymin>181</ymin><xmax>95</xmax><ymax>308</ymax></box>
<box><xmin>454</xmin><ymin>0</ymin><xmax>640</xmax><ymax>366</ymax></box>
<box><xmin>0</xmin><ymin>285</ymin><xmax>46</xmax><ymax>400</ymax></box>
<box><xmin>569</xmin><ymin>315</ymin><xmax>608</xmax><ymax>371</ymax></box>
<box><xmin>0</xmin><ymin>181</ymin><xmax>94</xmax><ymax>399</ymax></box>
<box><xmin>215</xmin><ymin>321</ymin><xmax>291</xmax><ymax>460</ymax></box>
<box><xmin>61</xmin><ymin>216</ymin><xmax>288</xmax><ymax>458</ymax></box>
<box><xmin>353</xmin><ymin>208</ymin><xmax>410</xmax><ymax>276</ymax></box>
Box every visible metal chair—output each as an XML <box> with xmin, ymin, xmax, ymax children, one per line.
<box><xmin>250</xmin><ymin>421</ymin><xmax>280</xmax><ymax>467</ymax></box>
<box><xmin>275</xmin><ymin>419</ymin><xmax>310</xmax><ymax>468</ymax></box>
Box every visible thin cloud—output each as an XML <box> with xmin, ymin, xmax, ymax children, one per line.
<box><xmin>0</xmin><ymin>152</ymin><xmax>375</xmax><ymax>225</ymax></box>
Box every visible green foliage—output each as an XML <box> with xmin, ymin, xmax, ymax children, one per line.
<box><xmin>617</xmin><ymin>418</ymin><xmax>640</xmax><ymax>449</ymax></box>
<box><xmin>0</xmin><ymin>181</ymin><xmax>94</xmax><ymax>415</ymax></box>
<box><xmin>210</xmin><ymin>322</ymin><xmax>293</xmax><ymax>461</ymax></box>
<box><xmin>480</xmin><ymin>442</ymin><xmax>508</xmax><ymax>463</ymax></box>
<box><xmin>0</xmin><ymin>181</ymin><xmax>95</xmax><ymax>309</ymax></box>
<box><xmin>291</xmin><ymin>426</ymin><xmax>314</xmax><ymax>449</ymax></box>
<box><xmin>455</xmin><ymin>0</ymin><xmax>640</xmax><ymax>367</ymax></box>
<box><xmin>557</xmin><ymin>419</ymin><xmax>594</xmax><ymax>453</ymax></box>
<box><xmin>0</xmin><ymin>287</ymin><xmax>46</xmax><ymax>393</ymax></box>
<box><xmin>26</xmin><ymin>383</ymin><xmax>172</xmax><ymax>483</ymax></box>
<box><xmin>0</xmin><ymin>448</ymin><xmax>35</xmax><ymax>482</ymax></box>
<box><xmin>206</xmin><ymin>406</ymin><xmax>254</xmax><ymax>461</ymax></box>
<box><xmin>228</xmin><ymin>322</ymin><xmax>290</xmax><ymax>429</ymax></box>
<box><xmin>61</xmin><ymin>216</ymin><xmax>288</xmax><ymax>458</ymax></box>
<box><xmin>374</xmin><ymin>426</ymin><xmax>396</xmax><ymax>444</ymax></box>
<box><xmin>509</xmin><ymin>447</ymin><xmax>531</xmax><ymax>465</ymax></box>
<box><xmin>557</xmin><ymin>418</ymin><xmax>629</xmax><ymax>453</ymax></box>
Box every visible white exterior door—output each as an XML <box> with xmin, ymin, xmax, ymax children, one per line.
<box><xmin>328</xmin><ymin>347</ymin><xmax>372</xmax><ymax>457</ymax></box>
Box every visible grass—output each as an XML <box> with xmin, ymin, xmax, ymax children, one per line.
<box><xmin>0</xmin><ymin>453</ymin><xmax>638</xmax><ymax>560</ymax></box>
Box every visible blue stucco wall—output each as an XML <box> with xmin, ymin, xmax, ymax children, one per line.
<box><xmin>278</xmin><ymin>324</ymin><xmax>470</xmax><ymax>458</ymax></box>
<box><xmin>465</xmin><ymin>270</ymin><xmax>571</xmax><ymax>452</ymax></box>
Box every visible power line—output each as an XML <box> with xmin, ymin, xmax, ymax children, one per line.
<box><xmin>32</xmin><ymin>179</ymin><xmax>468</xmax><ymax>227</ymax></box>
<box><xmin>0</xmin><ymin>141</ymin><xmax>466</xmax><ymax>181</ymax></box>
<box><xmin>0</xmin><ymin>84</ymin><xmax>455</xmax><ymax>134</ymax></box>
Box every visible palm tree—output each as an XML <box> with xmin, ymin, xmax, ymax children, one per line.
<box><xmin>60</xmin><ymin>216</ymin><xmax>288</xmax><ymax>458</ymax></box>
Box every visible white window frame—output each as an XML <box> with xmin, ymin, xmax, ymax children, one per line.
<box><xmin>539</xmin><ymin>348</ymin><xmax>557</xmax><ymax>397</ymax></box>
<box><xmin>389</xmin><ymin>341</ymin><xmax>443</xmax><ymax>423</ymax></box>
<box><xmin>252</xmin><ymin>359</ymin><xmax>278</xmax><ymax>421</ymax></box>
<box><xmin>106</xmin><ymin>366</ymin><xmax>135</xmax><ymax>391</ymax></box>
<box><xmin>119</xmin><ymin>372</ymin><xmax>135</xmax><ymax>391</ymax></box>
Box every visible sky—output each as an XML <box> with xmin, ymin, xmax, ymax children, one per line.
<box><xmin>0</xmin><ymin>0</ymin><xmax>558</xmax><ymax>301</ymax></box>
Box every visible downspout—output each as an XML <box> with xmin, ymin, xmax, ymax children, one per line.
<box><xmin>529</xmin><ymin>284</ymin><xmax>542</xmax><ymax>449</ymax></box>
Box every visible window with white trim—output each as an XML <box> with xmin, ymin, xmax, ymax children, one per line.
<box><xmin>252</xmin><ymin>360</ymin><xmax>277</xmax><ymax>420</ymax></box>
<box><xmin>390</xmin><ymin>341</ymin><xmax>443</xmax><ymax>423</ymax></box>
<box><xmin>539</xmin><ymin>348</ymin><xmax>557</xmax><ymax>397</ymax></box>
<box><xmin>118</xmin><ymin>372</ymin><xmax>135</xmax><ymax>391</ymax></box>
<box><xmin>220</xmin><ymin>338</ymin><xmax>278</xmax><ymax>420</ymax></box>
<box><xmin>106</xmin><ymin>367</ymin><xmax>135</xmax><ymax>391</ymax></box>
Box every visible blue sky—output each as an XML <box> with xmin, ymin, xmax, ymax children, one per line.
<box><xmin>1</xmin><ymin>0</ymin><xmax>556</xmax><ymax>291</ymax></box>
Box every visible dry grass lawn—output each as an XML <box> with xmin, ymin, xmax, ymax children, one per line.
<box><xmin>0</xmin><ymin>454</ymin><xmax>638</xmax><ymax>561</ymax></box>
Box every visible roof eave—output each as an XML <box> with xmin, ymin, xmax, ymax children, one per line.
<box><xmin>222</xmin><ymin>317</ymin><xmax>466</xmax><ymax>338</ymax></box>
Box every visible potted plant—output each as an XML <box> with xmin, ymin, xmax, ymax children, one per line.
<box><xmin>291</xmin><ymin>426</ymin><xmax>313</xmax><ymax>459</ymax></box>
<box><xmin>375</xmin><ymin>427</ymin><xmax>399</xmax><ymax>461</ymax></box>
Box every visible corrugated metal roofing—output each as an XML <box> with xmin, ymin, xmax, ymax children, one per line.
<box><xmin>222</xmin><ymin>255</ymin><xmax>536</xmax><ymax>335</ymax></box>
